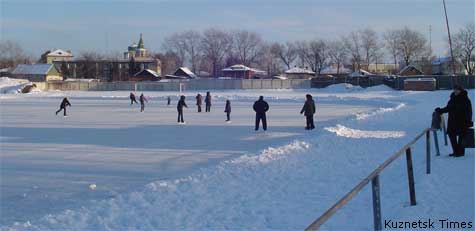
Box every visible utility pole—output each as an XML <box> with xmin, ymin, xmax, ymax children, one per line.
<box><xmin>443</xmin><ymin>0</ymin><xmax>457</xmax><ymax>86</ymax></box>
<box><xmin>429</xmin><ymin>25</ymin><xmax>432</xmax><ymax>57</ymax></box>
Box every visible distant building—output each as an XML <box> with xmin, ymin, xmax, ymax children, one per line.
<box><xmin>349</xmin><ymin>69</ymin><xmax>374</xmax><ymax>78</ymax></box>
<box><xmin>366</xmin><ymin>63</ymin><xmax>399</xmax><ymax>74</ymax></box>
<box><xmin>129</xmin><ymin>69</ymin><xmax>160</xmax><ymax>81</ymax></box>
<box><xmin>165</xmin><ymin>67</ymin><xmax>197</xmax><ymax>79</ymax></box>
<box><xmin>40</xmin><ymin>49</ymin><xmax>74</xmax><ymax>64</ymax></box>
<box><xmin>12</xmin><ymin>64</ymin><xmax>62</xmax><ymax>81</ymax></box>
<box><xmin>52</xmin><ymin>34</ymin><xmax>161</xmax><ymax>81</ymax></box>
<box><xmin>124</xmin><ymin>33</ymin><xmax>147</xmax><ymax>60</ymax></box>
<box><xmin>320</xmin><ymin>65</ymin><xmax>351</xmax><ymax>76</ymax></box>
<box><xmin>221</xmin><ymin>64</ymin><xmax>266</xmax><ymax>79</ymax></box>
<box><xmin>284</xmin><ymin>67</ymin><xmax>315</xmax><ymax>79</ymax></box>
<box><xmin>398</xmin><ymin>65</ymin><xmax>423</xmax><ymax>76</ymax></box>
<box><xmin>432</xmin><ymin>57</ymin><xmax>451</xmax><ymax>75</ymax></box>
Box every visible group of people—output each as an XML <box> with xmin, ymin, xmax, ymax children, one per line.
<box><xmin>54</xmin><ymin>91</ymin><xmax>318</xmax><ymax>131</ymax></box>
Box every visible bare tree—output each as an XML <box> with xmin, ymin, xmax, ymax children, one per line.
<box><xmin>270</xmin><ymin>42</ymin><xmax>297</xmax><ymax>69</ymax></box>
<box><xmin>162</xmin><ymin>33</ymin><xmax>187</xmax><ymax>67</ymax></box>
<box><xmin>343</xmin><ymin>32</ymin><xmax>362</xmax><ymax>71</ymax></box>
<box><xmin>359</xmin><ymin>28</ymin><xmax>380</xmax><ymax>70</ymax></box>
<box><xmin>383</xmin><ymin>29</ymin><xmax>401</xmax><ymax>69</ymax></box>
<box><xmin>0</xmin><ymin>40</ymin><xmax>31</xmax><ymax>68</ymax></box>
<box><xmin>453</xmin><ymin>23</ymin><xmax>475</xmax><ymax>75</ymax></box>
<box><xmin>259</xmin><ymin>43</ymin><xmax>283</xmax><ymax>77</ymax></box>
<box><xmin>231</xmin><ymin>30</ymin><xmax>264</xmax><ymax>67</ymax></box>
<box><xmin>200</xmin><ymin>28</ymin><xmax>233</xmax><ymax>77</ymax></box>
<box><xmin>296</xmin><ymin>39</ymin><xmax>328</xmax><ymax>74</ymax></box>
<box><xmin>182</xmin><ymin>30</ymin><xmax>202</xmax><ymax>73</ymax></box>
<box><xmin>397</xmin><ymin>27</ymin><xmax>427</xmax><ymax>66</ymax></box>
<box><xmin>327</xmin><ymin>40</ymin><xmax>347</xmax><ymax>74</ymax></box>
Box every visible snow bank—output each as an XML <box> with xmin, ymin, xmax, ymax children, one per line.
<box><xmin>355</xmin><ymin>103</ymin><xmax>406</xmax><ymax>120</ymax></box>
<box><xmin>324</xmin><ymin>124</ymin><xmax>406</xmax><ymax>139</ymax></box>
<box><xmin>0</xmin><ymin>77</ymin><xmax>30</xmax><ymax>94</ymax></box>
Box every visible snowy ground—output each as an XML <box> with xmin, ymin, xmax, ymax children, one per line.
<box><xmin>0</xmin><ymin>83</ymin><xmax>473</xmax><ymax>230</ymax></box>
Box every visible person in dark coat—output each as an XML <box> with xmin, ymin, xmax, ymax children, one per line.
<box><xmin>139</xmin><ymin>93</ymin><xmax>148</xmax><ymax>112</ymax></box>
<box><xmin>300</xmin><ymin>94</ymin><xmax>316</xmax><ymax>130</ymax></box>
<box><xmin>196</xmin><ymin>93</ymin><xmax>203</xmax><ymax>112</ymax></box>
<box><xmin>177</xmin><ymin>95</ymin><xmax>188</xmax><ymax>123</ymax></box>
<box><xmin>253</xmin><ymin>96</ymin><xmax>269</xmax><ymax>131</ymax></box>
<box><xmin>130</xmin><ymin>92</ymin><xmax>138</xmax><ymax>105</ymax></box>
<box><xmin>436</xmin><ymin>85</ymin><xmax>473</xmax><ymax>157</ymax></box>
<box><xmin>55</xmin><ymin>97</ymin><xmax>71</xmax><ymax>116</ymax></box>
<box><xmin>205</xmin><ymin>91</ymin><xmax>212</xmax><ymax>112</ymax></box>
<box><xmin>224</xmin><ymin>100</ymin><xmax>231</xmax><ymax>121</ymax></box>
<box><xmin>167</xmin><ymin>96</ymin><xmax>171</xmax><ymax>106</ymax></box>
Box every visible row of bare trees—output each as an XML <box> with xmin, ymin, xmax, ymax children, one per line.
<box><xmin>1</xmin><ymin>23</ymin><xmax>473</xmax><ymax>76</ymax></box>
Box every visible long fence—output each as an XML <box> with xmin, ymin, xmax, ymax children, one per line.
<box><xmin>33</xmin><ymin>79</ymin><xmax>311</xmax><ymax>91</ymax></box>
<box><xmin>305</xmin><ymin>124</ymin><xmax>447</xmax><ymax>231</ymax></box>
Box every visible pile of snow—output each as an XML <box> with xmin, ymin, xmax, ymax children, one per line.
<box><xmin>0</xmin><ymin>77</ymin><xmax>30</xmax><ymax>94</ymax></box>
<box><xmin>355</xmin><ymin>103</ymin><xmax>406</xmax><ymax>120</ymax></box>
<box><xmin>324</xmin><ymin>124</ymin><xmax>406</xmax><ymax>139</ymax></box>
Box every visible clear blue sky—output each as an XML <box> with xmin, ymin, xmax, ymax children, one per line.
<box><xmin>1</xmin><ymin>0</ymin><xmax>473</xmax><ymax>59</ymax></box>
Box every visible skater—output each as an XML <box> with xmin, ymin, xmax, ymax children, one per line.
<box><xmin>196</xmin><ymin>93</ymin><xmax>203</xmax><ymax>112</ymax></box>
<box><xmin>253</xmin><ymin>96</ymin><xmax>269</xmax><ymax>131</ymax></box>
<box><xmin>205</xmin><ymin>91</ymin><xmax>212</xmax><ymax>112</ymax></box>
<box><xmin>300</xmin><ymin>94</ymin><xmax>316</xmax><ymax>130</ymax></box>
<box><xmin>435</xmin><ymin>85</ymin><xmax>473</xmax><ymax>157</ymax></box>
<box><xmin>55</xmin><ymin>97</ymin><xmax>71</xmax><ymax>116</ymax></box>
<box><xmin>130</xmin><ymin>92</ymin><xmax>138</xmax><ymax>105</ymax></box>
<box><xmin>139</xmin><ymin>93</ymin><xmax>148</xmax><ymax>112</ymax></box>
<box><xmin>225</xmin><ymin>100</ymin><xmax>231</xmax><ymax>121</ymax></box>
<box><xmin>177</xmin><ymin>95</ymin><xmax>188</xmax><ymax>123</ymax></box>
<box><xmin>167</xmin><ymin>96</ymin><xmax>171</xmax><ymax>106</ymax></box>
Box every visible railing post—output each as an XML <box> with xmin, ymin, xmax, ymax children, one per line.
<box><xmin>371</xmin><ymin>176</ymin><xmax>382</xmax><ymax>231</ymax></box>
<box><xmin>426</xmin><ymin>130</ymin><xmax>431</xmax><ymax>174</ymax></box>
<box><xmin>432</xmin><ymin>130</ymin><xmax>440</xmax><ymax>156</ymax></box>
<box><xmin>405</xmin><ymin>148</ymin><xmax>417</xmax><ymax>205</ymax></box>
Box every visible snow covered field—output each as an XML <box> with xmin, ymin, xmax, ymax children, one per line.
<box><xmin>0</xmin><ymin>83</ymin><xmax>473</xmax><ymax>230</ymax></box>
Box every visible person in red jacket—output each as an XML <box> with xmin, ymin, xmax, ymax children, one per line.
<box><xmin>196</xmin><ymin>93</ymin><xmax>203</xmax><ymax>112</ymax></box>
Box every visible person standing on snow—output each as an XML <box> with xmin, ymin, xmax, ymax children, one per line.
<box><xmin>55</xmin><ymin>97</ymin><xmax>71</xmax><ymax>116</ymax></box>
<box><xmin>177</xmin><ymin>95</ymin><xmax>188</xmax><ymax>123</ymax></box>
<box><xmin>139</xmin><ymin>93</ymin><xmax>148</xmax><ymax>112</ymax></box>
<box><xmin>435</xmin><ymin>85</ymin><xmax>473</xmax><ymax>157</ymax></box>
<box><xmin>253</xmin><ymin>96</ymin><xmax>269</xmax><ymax>131</ymax></box>
<box><xmin>225</xmin><ymin>100</ymin><xmax>231</xmax><ymax>122</ymax></box>
<box><xmin>130</xmin><ymin>92</ymin><xmax>138</xmax><ymax>105</ymax></box>
<box><xmin>205</xmin><ymin>91</ymin><xmax>212</xmax><ymax>112</ymax></box>
<box><xmin>167</xmin><ymin>96</ymin><xmax>171</xmax><ymax>106</ymax></box>
<box><xmin>196</xmin><ymin>93</ymin><xmax>203</xmax><ymax>112</ymax></box>
<box><xmin>300</xmin><ymin>94</ymin><xmax>316</xmax><ymax>130</ymax></box>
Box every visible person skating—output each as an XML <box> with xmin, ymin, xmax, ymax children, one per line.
<box><xmin>167</xmin><ymin>96</ymin><xmax>171</xmax><ymax>106</ymax></box>
<box><xmin>139</xmin><ymin>93</ymin><xmax>148</xmax><ymax>112</ymax></box>
<box><xmin>300</xmin><ymin>94</ymin><xmax>316</xmax><ymax>130</ymax></box>
<box><xmin>435</xmin><ymin>85</ymin><xmax>473</xmax><ymax>157</ymax></box>
<box><xmin>205</xmin><ymin>91</ymin><xmax>212</xmax><ymax>112</ymax></box>
<box><xmin>55</xmin><ymin>97</ymin><xmax>71</xmax><ymax>116</ymax></box>
<box><xmin>196</xmin><ymin>93</ymin><xmax>203</xmax><ymax>112</ymax></box>
<box><xmin>253</xmin><ymin>96</ymin><xmax>269</xmax><ymax>131</ymax></box>
<box><xmin>225</xmin><ymin>100</ymin><xmax>231</xmax><ymax>122</ymax></box>
<box><xmin>177</xmin><ymin>95</ymin><xmax>188</xmax><ymax>123</ymax></box>
<box><xmin>130</xmin><ymin>92</ymin><xmax>138</xmax><ymax>105</ymax></box>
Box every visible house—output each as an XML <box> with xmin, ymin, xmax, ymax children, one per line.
<box><xmin>129</xmin><ymin>69</ymin><xmax>160</xmax><ymax>81</ymax></box>
<box><xmin>366</xmin><ymin>63</ymin><xmax>399</xmax><ymax>74</ymax></box>
<box><xmin>398</xmin><ymin>65</ymin><xmax>423</xmax><ymax>76</ymax></box>
<box><xmin>349</xmin><ymin>69</ymin><xmax>374</xmax><ymax>78</ymax></box>
<box><xmin>284</xmin><ymin>67</ymin><xmax>315</xmax><ymax>79</ymax></box>
<box><xmin>11</xmin><ymin>64</ymin><xmax>62</xmax><ymax>82</ymax></box>
<box><xmin>39</xmin><ymin>49</ymin><xmax>74</xmax><ymax>64</ymax></box>
<box><xmin>432</xmin><ymin>57</ymin><xmax>451</xmax><ymax>75</ymax></box>
<box><xmin>165</xmin><ymin>67</ymin><xmax>197</xmax><ymax>79</ymax></box>
<box><xmin>320</xmin><ymin>65</ymin><xmax>351</xmax><ymax>75</ymax></box>
<box><xmin>222</xmin><ymin>64</ymin><xmax>266</xmax><ymax>79</ymax></box>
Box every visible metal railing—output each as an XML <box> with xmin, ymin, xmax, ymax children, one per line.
<box><xmin>305</xmin><ymin>125</ymin><xmax>446</xmax><ymax>231</ymax></box>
